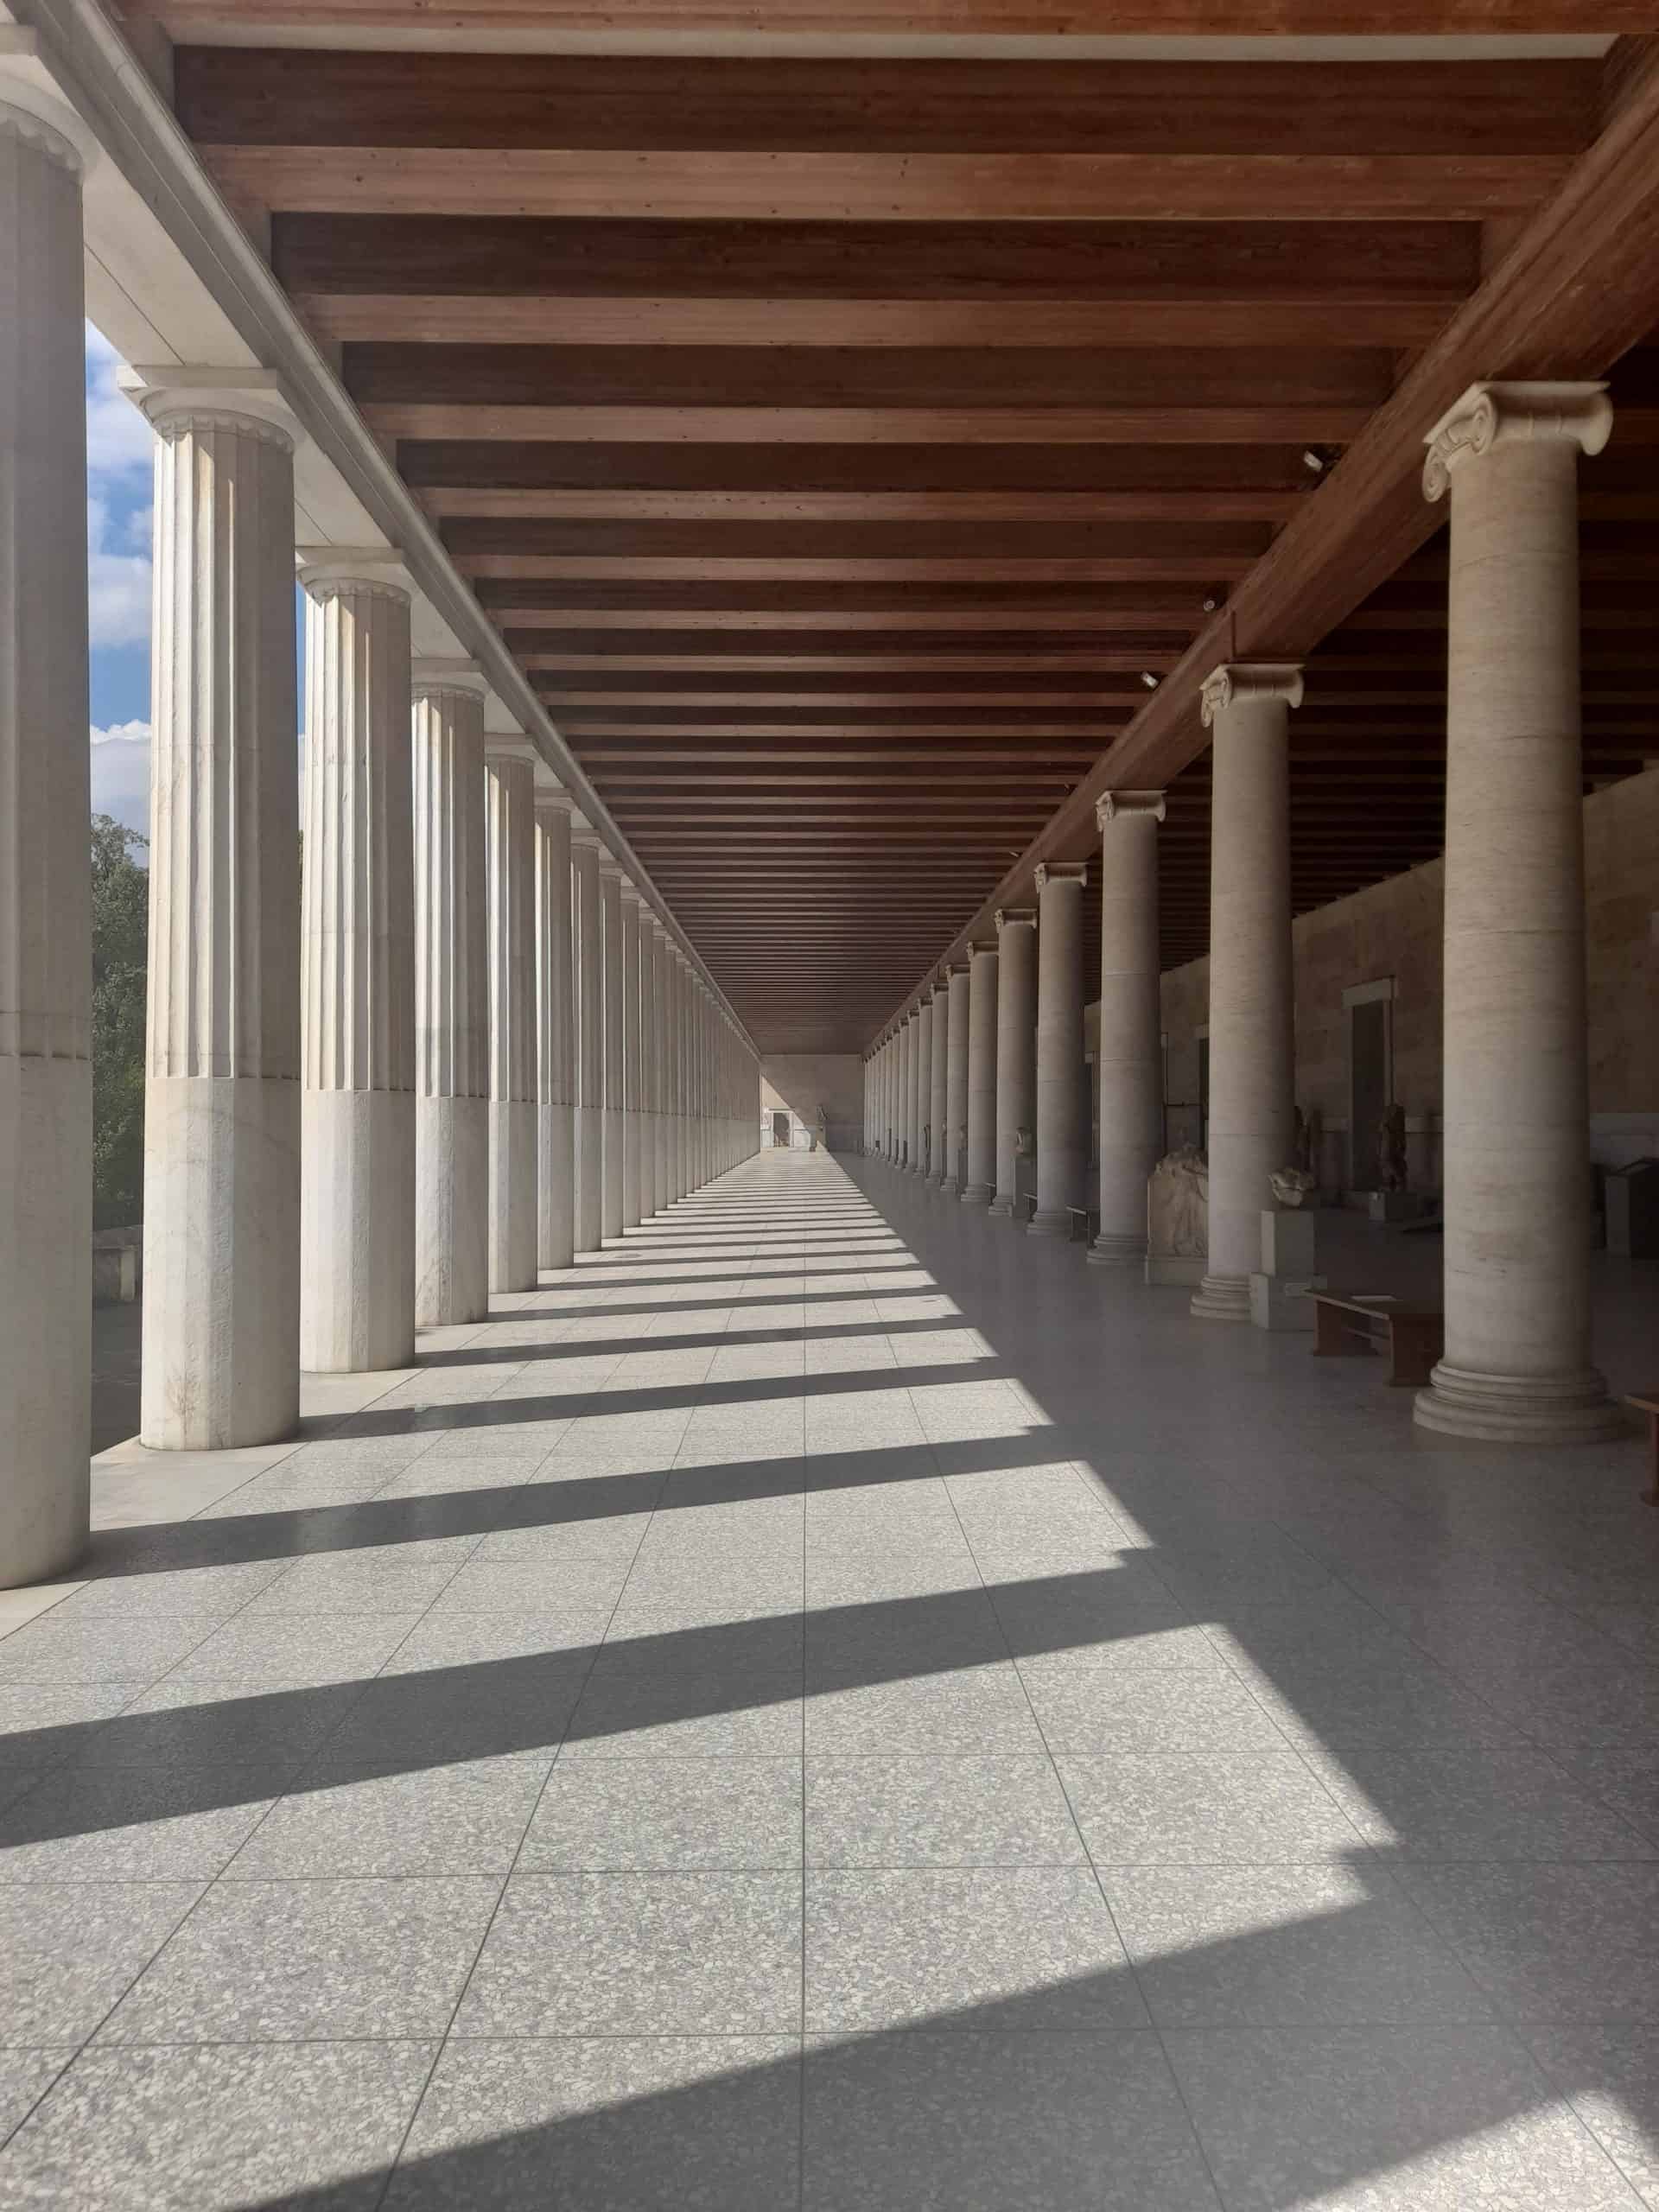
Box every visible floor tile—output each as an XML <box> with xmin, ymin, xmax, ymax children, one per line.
<box><xmin>454</xmin><ymin>1871</ymin><xmax>801</xmax><ymax>2034</ymax></box>
<box><xmin>163</xmin><ymin>1613</ymin><xmax>425</xmax><ymax>1688</ymax></box>
<box><xmin>1393</xmin><ymin>1862</ymin><xmax>1659</xmax><ymax>2022</ymax></box>
<box><xmin>806</xmin><ymin>1867</ymin><xmax>1146</xmax><ymax>2031</ymax></box>
<box><xmin>99</xmin><ymin>1877</ymin><xmax>500</xmax><ymax>2043</ymax></box>
<box><xmin>0</xmin><ymin>1617</ymin><xmax>219</xmax><ymax>1688</ymax></box>
<box><xmin>1107</xmin><ymin>1864</ymin><xmax>1493</xmax><ymax>2026</ymax></box>
<box><xmin>1164</xmin><ymin>2024</ymin><xmax>1643</xmax><ymax>2212</ymax></box>
<box><xmin>805</xmin><ymin>1662</ymin><xmax>1046</xmax><ymax>1754</ymax></box>
<box><xmin>1307</xmin><ymin>1745</ymin><xmax>1658</xmax><ymax>1859</ymax></box>
<box><xmin>1521</xmin><ymin>2025</ymin><xmax>1659</xmax><ymax>2209</ymax></box>
<box><xmin>806</xmin><ymin>1755</ymin><xmax>1084</xmax><ymax>1866</ymax></box>
<box><xmin>1021</xmin><ymin>1669</ymin><xmax>1289</xmax><ymax>1755</ymax></box>
<box><xmin>385</xmin><ymin>2037</ymin><xmax>801</xmax><ymax>2211</ymax></box>
<box><xmin>521</xmin><ymin>1756</ymin><xmax>801</xmax><ymax>1869</ymax></box>
<box><xmin>0</xmin><ymin>2042</ymin><xmax>435</xmax><ymax>2209</ymax></box>
<box><xmin>1058</xmin><ymin>1753</ymin><xmax>1368</xmax><ymax>1865</ymax></box>
<box><xmin>804</xmin><ymin>2030</ymin><xmax>1218</xmax><ymax>2211</ymax></box>
<box><xmin>0</xmin><ymin>2049</ymin><xmax>71</xmax><ymax>2144</ymax></box>
<box><xmin>0</xmin><ymin>1881</ymin><xmax>202</xmax><ymax>2042</ymax></box>
<box><xmin>227</xmin><ymin>1752</ymin><xmax>553</xmax><ymax>1878</ymax></box>
<box><xmin>0</xmin><ymin>1764</ymin><xmax>276</xmax><ymax>1882</ymax></box>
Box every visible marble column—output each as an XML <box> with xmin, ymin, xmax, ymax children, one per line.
<box><xmin>299</xmin><ymin>561</ymin><xmax>416</xmax><ymax>1371</ymax></box>
<box><xmin>1192</xmin><ymin>664</ymin><xmax>1300</xmax><ymax>1323</ymax></box>
<box><xmin>894</xmin><ymin>1015</ymin><xmax>910</xmax><ymax>1171</ymax></box>
<box><xmin>411</xmin><ymin>666</ymin><xmax>489</xmax><ymax>1326</ymax></box>
<box><xmin>928</xmin><ymin>978</ymin><xmax>950</xmax><ymax>1188</ymax></box>
<box><xmin>534</xmin><ymin>791</ymin><xmax>575</xmax><ymax>1272</ymax></box>
<box><xmin>666</xmin><ymin>949</ymin><xmax>685</xmax><ymax>1201</ymax></box>
<box><xmin>639</xmin><ymin>911</ymin><xmax>659</xmax><ymax>1221</ymax></box>
<box><xmin>0</xmin><ymin>90</ymin><xmax>93</xmax><ymax>1582</ymax></box>
<box><xmin>961</xmin><ymin>941</ymin><xmax>999</xmax><ymax>1207</ymax></box>
<box><xmin>653</xmin><ymin>925</ymin><xmax>671</xmax><ymax>1210</ymax></box>
<box><xmin>485</xmin><ymin>739</ymin><xmax>537</xmax><ymax>1294</ymax></box>
<box><xmin>620</xmin><ymin>885</ymin><xmax>644</xmax><ymax>1230</ymax></box>
<box><xmin>570</xmin><ymin>823</ymin><xmax>603</xmax><ymax>1253</ymax></box>
<box><xmin>129</xmin><ymin>382</ymin><xmax>302</xmax><ymax>1446</ymax></box>
<box><xmin>989</xmin><ymin>906</ymin><xmax>1037</xmax><ymax>1219</ymax></box>
<box><xmin>1030</xmin><ymin>862</ymin><xmax>1090</xmax><ymax>1237</ymax></box>
<box><xmin>1090</xmin><ymin>792</ymin><xmax>1166</xmax><ymax>1266</ymax></box>
<box><xmin>1415</xmin><ymin>381</ymin><xmax>1620</xmax><ymax>1443</ymax></box>
<box><xmin>599</xmin><ymin>862</ymin><xmax>625</xmax><ymax>1240</ymax></box>
<box><xmin>943</xmin><ymin>964</ymin><xmax>970</xmax><ymax>1196</ymax></box>
<box><xmin>915</xmin><ymin>997</ymin><xmax>934</xmax><ymax>1177</ymax></box>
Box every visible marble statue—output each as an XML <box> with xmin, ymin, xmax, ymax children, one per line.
<box><xmin>1269</xmin><ymin>1166</ymin><xmax>1316</xmax><ymax>1207</ymax></box>
<box><xmin>1147</xmin><ymin>1147</ymin><xmax>1208</xmax><ymax>1259</ymax></box>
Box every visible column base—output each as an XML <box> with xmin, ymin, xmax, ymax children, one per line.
<box><xmin>1088</xmin><ymin>1232</ymin><xmax>1146</xmax><ymax>1268</ymax></box>
<box><xmin>1191</xmin><ymin>1273</ymin><xmax>1251</xmax><ymax>1322</ymax></box>
<box><xmin>987</xmin><ymin>1193</ymin><xmax>1017</xmax><ymax>1218</ymax></box>
<box><xmin>301</xmin><ymin>1088</ymin><xmax>416</xmax><ymax>1373</ymax></box>
<box><xmin>960</xmin><ymin>1183</ymin><xmax>993</xmax><ymax>1207</ymax></box>
<box><xmin>1413</xmin><ymin>1362</ymin><xmax>1624</xmax><ymax>1446</ymax></box>
<box><xmin>1027</xmin><ymin>1209</ymin><xmax>1073</xmax><ymax>1239</ymax></box>
<box><xmin>489</xmin><ymin>1096</ymin><xmax>539</xmax><ymax>1294</ymax></box>
<box><xmin>938</xmin><ymin>1177</ymin><xmax>961</xmax><ymax>1199</ymax></box>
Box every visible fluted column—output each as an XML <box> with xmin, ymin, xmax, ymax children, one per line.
<box><xmin>943</xmin><ymin>964</ymin><xmax>969</xmax><ymax>1196</ymax></box>
<box><xmin>961</xmin><ymin>941</ymin><xmax>999</xmax><ymax>1207</ymax></box>
<box><xmin>411</xmin><ymin>667</ymin><xmax>488</xmax><ymax>1326</ymax></box>
<box><xmin>1192</xmin><ymin>664</ymin><xmax>1300</xmax><ymax>1323</ymax></box>
<box><xmin>1090</xmin><ymin>791</ymin><xmax>1166</xmax><ymax>1266</ymax></box>
<box><xmin>126</xmin><ymin>385</ymin><xmax>302</xmax><ymax>1446</ymax></box>
<box><xmin>599</xmin><ymin>861</ymin><xmax>624</xmax><ymax>1240</ymax></box>
<box><xmin>1415</xmin><ymin>382</ymin><xmax>1620</xmax><ymax>1443</ymax></box>
<box><xmin>928</xmin><ymin>979</ymin><xmax>950</xmax><ymax>1187</ymax></box>
<box><xmin>620</xmin><ymin>885</ymin><xmax>644</xmax><ymax>1229</ymax></box>
<box><xmin>665</xmin><ymin>948</ymin><xmax>684</xmax><ymax>1201</ymax></box>
<box><xmin>299</xmin><ymin>561</ymin><xmax>416</xmax><ymax>1371</ymax></box>
<box><xmin>914</xmin><ymin>997</ymin><xmax>934</xmax><ymax>1176</ymax></box>
<box><xmin>1030</xmin><ymin>862</ymin><xmax>1090</xmax><ymax>1238</ymax></box>
<box><xmin>989</xmin><ymin>906</ymin><xmax>1037</xmax><ymax>1218</ymax></box>
<box><xmin>652</xmin><ymin>925</ymin><xmax>671</xmax><ymax>1210</ymax></box>
<box><xmin>0</xmin><ymin>92</ymin><xmax>93</xmax><ymax>1582</ymax></box>
<box><xmin>485</xmin><ymin>739</ymin><xmax>537</xmax><ymax>1293</ymax></box>
<box><xmin>639</xmin><ymin>911</ymin><xmax>659</xmax><ymax>1220</ymax></box>
<box><xmin>570</xmin><ymin>824</ymin><xmax>602</xmax><ymax>1253</ymax></box>
<box><xmin>534</xmin><ymin>791</ymin><xmax>575</xmax><ymax>1272</ymax></box>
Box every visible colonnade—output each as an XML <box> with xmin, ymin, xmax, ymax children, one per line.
<box><xmin>865</xmin><ymin>377</ymin><xmax>1622</xmax><ymax>1451</ymax></box>
<box><xmin>0</xmin><ymin>98</ymin><xmax>758</xmax><ymax>1588</ymax></box>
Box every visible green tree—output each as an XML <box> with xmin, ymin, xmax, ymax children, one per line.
<box><xmin>90</xmin><ymin>812</ymin><xmax>149</xmax><ymax>1229</ymax></box>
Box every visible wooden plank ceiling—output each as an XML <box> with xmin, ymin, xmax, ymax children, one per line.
<box><xmin>120</xmin><ymin>5</ymin><xmax>1659</xmax><ymax>1052</ymax></box>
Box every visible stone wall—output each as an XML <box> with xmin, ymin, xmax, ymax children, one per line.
<box><xmin>1152</xmin><ymin>766</ymin><xmax>1659</xmax><ymax>1195</ymax></box>
<box><xmin>760</xmin><ymin>1053</ymin><xmax>865</xmax><ymax>1152</ymax></box>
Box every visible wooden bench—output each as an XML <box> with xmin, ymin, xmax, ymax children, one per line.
<box><xmin>1624</xmin><ymin>1391</ymin><xmax>1659</xmax><ymax>1506</ymax></box>
<box><xmin>1308</xmin><ymin>1291</ymin><xmax>1444</xmax><ymax>1388</ymax></box>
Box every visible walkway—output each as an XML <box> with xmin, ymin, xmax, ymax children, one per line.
<box><xmin>2</xmin><ymin>1150</ymin><xmax>1658</xmax><ymax>2209</ymax></box>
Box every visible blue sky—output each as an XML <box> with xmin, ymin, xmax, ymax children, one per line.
<box><xmin>86</xmin><ymin>323</ymin><xmax>158</xmax><ymax>839</ymax></box>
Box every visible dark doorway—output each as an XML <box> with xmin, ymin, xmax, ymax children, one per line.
<box><xmin>1350</xmin><ymin>995</ymin><xmax>1390</xmax><ymax>1191</ymax></box>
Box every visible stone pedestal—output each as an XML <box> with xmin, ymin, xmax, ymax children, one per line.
<box><xmin>412</xmin><ymin>668</ymin><xmax>489</xmax><ymax>1326</ymax></box>
<box><xmin>131</xmin><ymin>385</ymin><xmax>303</xmax><ymax>1446</ymax></box>
<box><xmin>989</xmin><ymin>908</ymin><xmax>1035</xmax><ymax>1217</ymax></box>
<box><xmin>1414</xmin><ymin>382</ymin><xmax>1621</xmax><ymax>1444</ymax></box>
<box><xmin>486</xmin><ymin>742</ymin><xmax>538</xmax><ymax>1294</ymax></box>
<box><xmin>299</xmin><ymin>563</ymin><xmax>416</xmax><ymax>1373</ymax></box>
<box><xmin>571</xmin><ymin>828</ymin><xmax>602</xmax><ymax>1252</ymax></box>
<box><xmin>1192</xmin><ymin>664</ymin><xmax>1301</xmax><ymax>1324</ymax></box>
<box><xmin>1090</xmin><ymin>793</ymin><xmax>1166</xmax><ymax>1266</ymax></box>
<box><xmin>961</xmin><ymin>942</ymin><xmax>999</xmax><ymax>1206</ymax></box>
<box><xmin>0</xmin><ymin>92</ymin><xmax>94</xmax><ymax>1582</ymax></box>
<box><xmin>535</xmin><ymin>792</ymin><xmax>575</xmax><ymax>1271</ymax></box>
<box><xmin>1030</xmin><ymin>863</ymin><xmax>1089</xmax><ymax>1237</ymax></box>
<box><xmin>1249</xmin><ymin>1206</ymin><xmax>1323</xmax><ymax>1332</ymax></box>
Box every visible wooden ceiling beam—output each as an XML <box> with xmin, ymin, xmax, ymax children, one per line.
<box><xmin>367</xmin><ymin>403</ymin><xmax>1372</xmax><ymax>445</ymax></box>
<box><xmin>423</xmin><ymin>488</ymin><xmax>1301</xmax><ymax>523</ymax></box>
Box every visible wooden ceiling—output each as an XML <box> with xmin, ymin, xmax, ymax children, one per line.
<box><xmin>116</xmin><ymin>5</ymin><xmax>1659</xmax><ymax>1052</ymax></box>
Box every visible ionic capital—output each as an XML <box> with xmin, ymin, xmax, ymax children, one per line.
<box><xmin>412</xmin><ymin>656</ymin><xmax>486</xmax><ymax>704</ymax></box>
<box><xmin>1200</xmin><ymin>662</ymin><xmax>1305</xmax><ymax>728</ymax></box>
<box><xmin>1096</xmin><ymin>790</ymin><xmax>1166</xmax><ymax>828</ymax></box>
<box><xmin>297</xmin><ymin>546</ymin><xmax>412</xmax><ymax>606</ymax></box>
<box><xmin>1423</xmin><ymin>380</ymin><xmax>1612</xmax><ymax>503</ymax></box>
<box><xmin>484</xmin><ymin>734</ymin><xmax>537</xmax><ymax>769</ymax></box>
<box><xmin>0</xmin><ymin>64</ymin><xmax>100</xmax><ymax>179</ymax></box>
<box><xmin>1035</xmin><ymin>861</ymin><xmax>1088</xmax><ymax>893</ymax></box>
<box><xmin>995</xmin><ymin>906</ymin><xmax>1036</xmax><ymax>932</ymax></box>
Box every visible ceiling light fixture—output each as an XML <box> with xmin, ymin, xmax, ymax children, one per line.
<box><xmin>1302</xmin><ymin>448</ymin><xmax>1326</xmax><ymax>473</ymax></box>
<box><xmin>1141</xmin><ymin>671</ymin><xmax>1160</xmax><ymax>689</ymax></box>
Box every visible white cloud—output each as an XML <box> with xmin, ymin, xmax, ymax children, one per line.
<box><xmin>90</xmin><ymin>720</ymin><xmax>152</xmax><ymax>841</ymax></box>
<box><xmin>85</xmin><ymin>324</ymin><xmax>156</xmax><ymax>479</ymax></box>
<box><xmin>87</xmin><ymin>494</ymin><xmax>153</xmax><ymax>649</ymax></box>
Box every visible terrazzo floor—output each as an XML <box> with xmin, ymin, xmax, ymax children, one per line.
<box><xmin>2</xmin><ymin>1147</ymin><xmax>1658</xmax><ymax>2208</ymax></box>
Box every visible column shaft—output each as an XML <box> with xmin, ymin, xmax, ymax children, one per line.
<box><xmin>943</xmin><ymin>966</ymin><xmax>970</xmax><ymax>1196</ymax></box>
<box><xmin>486</xmin><ymin>747</ymin><xmax>537</xmax><ymax>1293</ymax></box>
<box><xmin>600</xmin><ymin>865</ymin><xmax>624</xmax><ymax>1240</ymax></box>
<box><xmin>412</xmin><ymin>677</ymin><xmax>488</xmax><ymax>1325</ymax></box>
<box><xmin>535</xmin><ymin>796</ymin><xmax>575</xmax><ymax>1271</ymax></box>
<box><xmin>139</xmin><ymin>402</ymin><xmax>302</xmax><ymax>1444</ymax></box>
<box><xmin>571</xmin><ymin>834</ymin><xmax>602</xmax><ymax>1253</ymax></box>
<box><xmin>961</xmin><ymin>944</ymin><xmax>999</xmax><ymax>1206</ymax></box>
<box><xmin>1415</xmin><ymin>382</ymin><xmax>1619</xmax><ymax>1442</ymax></box>
<box><xmin>621</xmin><ymin>891</ymin><xmax>643</xmax><ymax>1228</ymax></box>
<box><xmin>1090</xmin><ymin>795</ymin><xmax>1166</xmax><ymax>1265</ymax></box>
<box><xmin>0</xmin><ymin>101</ymin><xmax>92</xmax><ymax>1581</ymax></box>
<box><xmin>300</xmin><ymin>572</ymin><xmax>416</xmax><ymax>1371</ymax></box>
<box><xmin>990</xmin><ymin>911</ymin><xmax>1036</xmax><ymax>1218</ymax></box>
<box><xmin>914</xmin><ymin>1001</ymin><xmax>933</xmax><ymax>1176</ymax></box>
<box><xmin>1030</xmin><ymin>864</ymin><xmax>1089</xmax><ymax>1237</ymax></box>
<box><xmin>928</xmin><ymin>982</ymin><xmax>950</xmax><ymax>1186</ymax></box>
<box><xmin>1192</xmin><ymin>664</ymin><xmax>1300</xmax><ymax>1323</ymax></box>
<box><xmin>639</xmin><ymin>913</ymin><xmax>658</xmax><ymax>1220</ymax></box>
